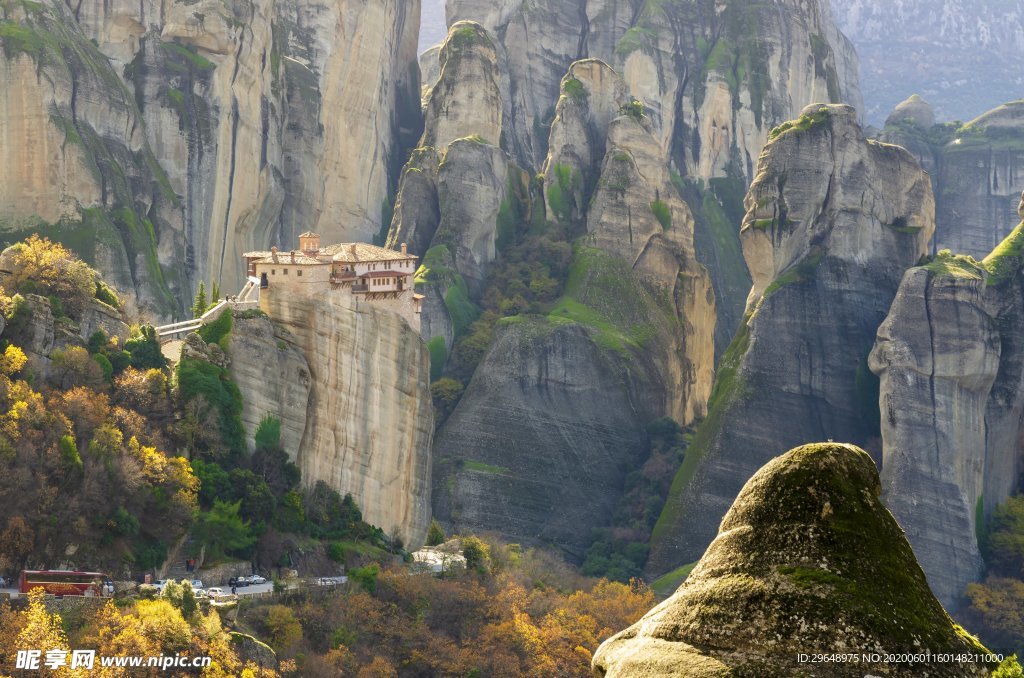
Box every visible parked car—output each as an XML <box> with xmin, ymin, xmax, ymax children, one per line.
<box><xmin>207</xmin><ymin>587</ymin><xmax>224</xmax><ymax>597</ymax></box>
<box><xmin>193</xmin><ymin>589</ymin><xmax>209</xmax><ymax>600</ymax></box>
<box><xmin>228</xmin><ymin>577</ymin><xmax>249</xmax><ymax>588</ymax></box>
<box><xmin>249</xmin><ymin>575</ymin><xmax>267</xmax><ymax>584</ymax></box>
<box><xmin>189</xmin><ymin>579</ymin><xmax>204</xmax><ymax>591</ymax></box>
<box><xmin>315</xmin><ymin>576</ymin><xmax>347</xmax><ymax>586</ymax></box>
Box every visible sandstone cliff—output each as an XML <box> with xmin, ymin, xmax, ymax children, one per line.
<box><xmin>868</xmin><ymin>200</ymin><xmax>1024</xmax><ymax>609</ymax></box>
<box><xmin>594</xmin><ymin>443</ymin><xmax>993</xmax><ymax>677</ymax></box>
<box><xmin>648</xmin><ymin>105</ymin><xmax>934</xmax><ymax>576</ymax></box>
<box><xmin>1</xmin><ymin>0</ymin><xmax>422</xmax><ymax>316</ymax></box>
<box><xmin>228</xmin><ymin>293</ymin><xmax>434</xmax><ymax>548</ymax></box>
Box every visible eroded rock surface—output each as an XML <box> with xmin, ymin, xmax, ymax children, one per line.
<box><xmin>594</xmin><ymin>443</ymin><xmax>992</xmax><ymax>677</ymax></box>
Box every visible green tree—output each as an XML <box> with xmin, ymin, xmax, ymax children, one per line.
<box><xmin>192</xmin><ymin>500</ymin><xmax>256</xmax><ymax>561</ymax></box>
<box><xmin>192</xmin><ymin>281</ymin><xmax>208</xmax><ymax>318</ymax></box>
<box><xmin>987</xmin><ymin>495</ymin><xmax>1024</xmax><ymax>578</ymax></box>
<box><xmin>462</xmin><ymin>536</ymin><xmax>491</xmax><ymax>574</ymax></box>
<box><xmin>124</xmin><ymin>325</ymin><xmax>168</xmax><ymax>370</ymax></box>
<box><xmin>426</xmin><ymin>519</ymin><xmax>446</xmax><ymax>547</ymax></box>
<box><xmin>211</xmin><ymin>279</ymin><xmax>221</xmax><ymax>304</ymax></box>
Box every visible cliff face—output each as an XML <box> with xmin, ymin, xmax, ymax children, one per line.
<box><xmin>648</xmin><ymin>105</ymin><xmax>934</xmax><ymax>576</ymax></box>
<box><xmin>410</xmin><ymin>2</ymin><xmax>861</xmax><ymax>558</ymax></box>
<box><xmin>446</xmin><ymin>0</ymin><xmax>861</xmax><ymax>182</ymax></box>
<box><xmin>0</xmin><ymin>1</ymin><xmax>184</xmax><ymax>316</ymax></box>
<box><xmin>0</xmin><ymin>0</ymin><xmax>421</xmax><ymax>317</ymax></box>
<box><xmin>880</xmin><ymin>98</ymin><xmax>1024</xmax><ymax>260</ymax></box>
<box><xmin>229</xmin><ymin>292</ymin><xmax>434</xmax><ymax>548</ymax></box>
<box><xmin>421</xmin><ymin>52</ymin><xmax>715</xmax><ymax>555</ymax></box>
<box><xmin>830</xmin><ymin>0</ymin><xmax>1024</xmax><ymax>124</ymax></box>
<box><xmin>594</xmin><ymin>444</ymin><xmax>992</xmax><ymax>677</ymax></box>
<box><xmin>868</xmin><ymin>203</ymin><xmax>1024</xmax><ymax>609</ymax></box>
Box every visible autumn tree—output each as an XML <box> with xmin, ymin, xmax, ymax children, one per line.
<box><xmin>0</xmin><ymin>517</ymin><xmax>34</xmax><ymax>568</ymax></box>
<box><xmin>0</xmin><ymin>235</ymin><xmax>97</xmax><ymax>317</ymax></box>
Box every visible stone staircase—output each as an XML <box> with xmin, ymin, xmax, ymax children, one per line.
<box><xmin>159</xmin><ymin>535</ymin><xmax>201</xmax><ymax>584</ymax></box>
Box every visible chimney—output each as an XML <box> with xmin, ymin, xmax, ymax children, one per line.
<box><xmin>290</xmin><ymin>250</ymin><xmax>296</xmax><ymax>263</ymax></box>
<box><xmin>271</xmin><ymin>246</ymin><xmax>278</xmax><ymax>263</ymax></box>
<box><xmin>349</xmin><ymin>244</ymin><xmax>357</xmax><ymax>259</ymax></box>
<box><xmin>401</xmin><ymin>242</ymin><xmax>408</xmax><ymax>255</ymax></box>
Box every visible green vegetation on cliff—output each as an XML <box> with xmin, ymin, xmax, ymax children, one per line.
<box><xmin>983</xmin><ymin>223</ymin><xmax>1024</xmax><ymax>285</ymax></box>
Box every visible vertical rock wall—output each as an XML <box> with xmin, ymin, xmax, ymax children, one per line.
<box><xmin>648</xmin><ymin>105</ymin><xmax>934</xmax><ymax>576</ymax></box>
<box><xmin>251</xmin><ymin>289</ymin><xmax>434</xmax><ymax>548</ymax></box>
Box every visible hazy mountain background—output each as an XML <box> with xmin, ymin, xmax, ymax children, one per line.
<box><xmin>420</xmin><ymin>0</ymin><xmax>448</xmax><ymax>51</ymax></box>
<box><xmin>828</xmin><ymin>0</ymin><xmax>1024</xmax><ymax>124</ymax></box>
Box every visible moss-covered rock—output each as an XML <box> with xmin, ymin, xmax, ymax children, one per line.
<box><xmin>594</xmin><ymin>443</ymin><xmax>994</xmax><ymax>677</ymax></box>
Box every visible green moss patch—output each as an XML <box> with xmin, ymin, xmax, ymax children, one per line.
<box><xmin>982</xmin><ymin>222</ymin><xmax>1024</xmax><ymax>285</ymax></box>
<box><xmin>763</xmin><ymin>248</ymin><xmax>825</xmax><ymax>297</ymax></box>
<box><xmin>769</xmin><ymin>107</ymin><xmax>832</xmax><ymax>141</ymax></box>
<box><xmin>415</xmin><ymin>245</ymin><xmax>481</xmax><ymax>337</ymax></box>
<box><xmin>547</xmin><ymin>246</ymin><xmax>668</xmax><ymax>357</ymax></box>
<box><xmin>924</xmin><ymin>249</ymin><xmax>987</xmax><ymax>280</ymax></box>
<box><xmin>463</xmin><ymin>460</ymin><xmax>510</xmax><ymax>475</ymax></box>
<box><xmin>652</xmin><ymin>562</ymin><xmax>698</xmax><ymax>599</ymax></box>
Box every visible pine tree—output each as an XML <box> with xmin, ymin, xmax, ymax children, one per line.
<box><xmin>192</xmin><ymin>281</ymin><xmax>207</xmax><ymax>318</ymax></box>
<box><xmin>211</xmin><ymin>279</ymin><xmax>221</xmax><ymax>304</ymax></box>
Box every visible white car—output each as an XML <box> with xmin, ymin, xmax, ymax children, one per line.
<box><xmin>189</xmin><ymin>579</ymin><xmax>204</xmax><ymax>591</ymax></box>
<box><xmin>248</xmin><ymin>575</ymin><xmax>267</xmax><ymax>584</ymax></box>
<box><xmin>206</xmin><ymin>587</ymin><xmax>224</xmax><ymax>597</ymax></box>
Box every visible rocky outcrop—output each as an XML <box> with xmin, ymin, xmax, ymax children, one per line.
<box><xmin>936</xmin><ymin>103</ymin><xmax>1024</xmax><ymax>258</ymax></box>
<box><xmin>648</xmin><ymin>105</ymin><xmax>934</xmax><ymax>576</ymax></box>
<box><xmin>421</xmin><ymin>22</ymin><xmax>502</xmax><ymax>152</ymax></box>
<box><xmin>226</xmin><ymin>313</ymin><xmax>311</xmax><ymax>459</ymax></box>
<box><xmin>830</xmin><ymin>0</ymin><xmax>1024</xmax><ymax>123</ymax></box>
<box><xmin>253</xmin><ymin>288</ymin><xmax>434</xmax><ymax>548</ymax></box>
<box><xmin>868</xmin><ymin>201</ymin><xmax>1024</xmax><ymax>610</ymax></box>
<box><xmin>594</xmin><ymin>443</ymin><xmax>993</xmax><ymax>677</ymax></box>
<box><xmin>878</xmin><ymin>99</ymin><xmax>1024</xmax><ymax>260</ymax></box>
<box><xmin>1</xmin><ymin>0</ymin><xmax>422</xmax><ymax>316</ymax></box>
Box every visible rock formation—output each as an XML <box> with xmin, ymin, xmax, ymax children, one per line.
<box><xmin>879</xmin><ymin>99</ymin><xmax>1024</xmax><ymax>260</ymax></box>
<box><xmin>426</xmin><ymin>58</ymin><xmax>715</xmax><ymax>556</ymax></box>
<box><xmin>830</xmin><ymin>0</ymin><xmax>1024</xmax><ymax>123</ymax></box>
<box><xmin>594</xmin><ymin>443</ymin><xmax>993</xmax><ymax>677</ymax></box>
<box><xmin>868</xmin><ymin>197</ymin><xmax>1024</xmax><ymax>609</ymax></box>
<box><xmin>0</xmin><ymin>0</ymin><xmax>184</xmax><ymax>317</ymax></box>
<box><xmin>446</xmin><ymin>0</ymin><xmax>862</xmax><ymax>183</ymax></box>
<box><xmin>230</xmin><ymin>289</ymin><xmax>434</xmax><ymax>548</ymax></box>
<box><xmin>0</xmin><ymin>0</ymin><xmax>422</xmax><ymax>317</ymax></box>
<box><xmin>648</xmin><ymin>104</ymin><xmax>934</xmax><ymax>576</ymax></box>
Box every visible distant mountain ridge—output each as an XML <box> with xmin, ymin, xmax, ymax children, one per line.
<box><xmin>829</xmin><ymin>0</ymin><xmax>1024</xmax><ymax>124</ymax></box>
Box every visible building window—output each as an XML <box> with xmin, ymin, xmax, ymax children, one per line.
<box><xmin>284</xmin><ymin>269</ymin><xmax>289</xmax><ymax>275</ymax></box>
<box><xmin>271</xmin><ymin>269</ymin><xmax>276</xmax><ymax>275</ymax></box>
<box><xmin>297</xmin><ymin>270</ymin><xmax>303</xmax><ymax>277</ymax></box>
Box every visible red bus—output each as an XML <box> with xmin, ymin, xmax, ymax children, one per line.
<box><xmin>19</xmin><ymin>571</ymin><xmax>114</xmax><ymax>597</ymax></box>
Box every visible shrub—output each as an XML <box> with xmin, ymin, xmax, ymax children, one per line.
<box><xmin>650</xmin><ymin>199</ymin><xmax>672</xmax><ymax>230</ymax></box>
<box><xmin>462</xmin><ymin>536</ymin><xmax>491</xmax><ymax>574</ymax></box>
<box><xmin>426</xmin><ymin>519</ymin><xmax>446</xmax><ymax>547</ymax></box>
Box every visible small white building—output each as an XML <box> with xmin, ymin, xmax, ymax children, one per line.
<box><xmin>243</xmin><ymin>233</ymin><xmax>424</xmax><ymax>330</ymax></box>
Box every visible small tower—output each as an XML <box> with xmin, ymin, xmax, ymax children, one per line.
<box><xmin>299</xmin><ymin>232</ymin><xmax>321</xmax><ymax>255</ymax></box>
